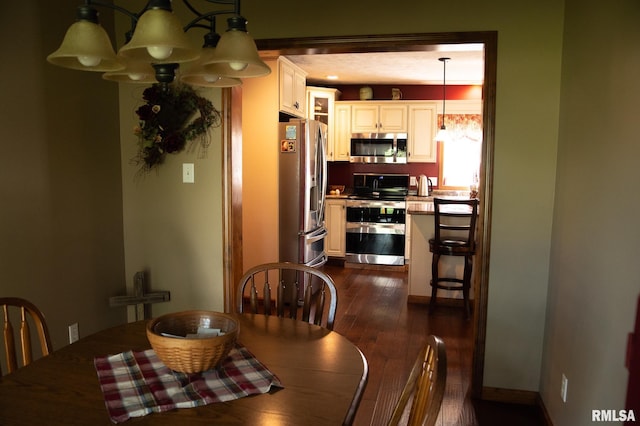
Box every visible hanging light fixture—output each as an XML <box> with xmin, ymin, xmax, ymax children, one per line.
<box><xmin>435</xmin><ymin>57</ymin><xmax>451</xmax><ymax>142</ymax></box>
<box><xmin>46</xmin><ymin>5</ymin><xmax>123</xmax><ymax>72</ymax></box>
<box><xmin>102</xmin><ymin>60</ymin><xmax>157</xmax><ymax>84</ymax></box>
<box><xmin>203</xmin><ymin>16</ymin><xmax>271</xmax><ymax>78</ymax></box>
<box><xmin>47</xmin><ymin>0</ymin><xmax>270</xmax><ymax>85</ymax></box>
<box><xmin>180</xmin><ymin>23</ymin><xmax>242</xmax><ymax>87</ymax></box>
<box><xmin>118</xmin><ymin>3</ymin><xmax>199</xmax><ymax>64</ymax></box>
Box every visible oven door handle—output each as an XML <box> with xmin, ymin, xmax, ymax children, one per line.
<box><xmin>345</xmin><ymin>223</ymin><xmax>405</xmax><ymax>233</ymax></box>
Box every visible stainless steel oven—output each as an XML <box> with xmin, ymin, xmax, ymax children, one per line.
<box><xmin>345</xmin><ymin>198</ymin><xmax>407</xmax><ymax>266</ymax></box>
<box><xmin>345</xmin><ymin>173</ymin><xmax>409</xmax><ymax>266</ymax></box>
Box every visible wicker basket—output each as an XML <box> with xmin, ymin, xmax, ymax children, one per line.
<box><xmin>146</xmin><ymin>311</ymin><xmax>238</xmax><ymax>373</ymax></box>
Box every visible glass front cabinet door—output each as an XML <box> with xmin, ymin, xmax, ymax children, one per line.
<box><xmin>307</xmin><ymin>87</ymin><xmax>341</xmax><ymax>161</ymax></box>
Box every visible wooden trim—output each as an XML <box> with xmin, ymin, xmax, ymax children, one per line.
<box><xmin>536</xmin><ymin>393</ymin><xmax>553</xmax><ymax>426</ymax></box>
<box><xmin>481</xmin><ymin>387</ymin><xmax>553</xmax><ymax>425</ymax></box>
<box><xmin>481</xmin><ymin>387</ymin><xmax>538</xmax><ymax>405</ymax></box>
<box><xmin>222</xmin><ymin>86</ymin><xmax>244</xmax><ymax>313</ymax></box>
<box><xmin>537</xmin><ymin>393</ymin><xmax>554</xmax><ymax>426</ymax></box>
<box><xmin>230</xmin><ymin>31</ymin><xmax>498</xmax><ymax>397</ymax></box>
<box><xmin>256</xmin><ymin>32</ymin><xmax>499</xmax><ymax>57</ymax></box>
<box><xmin>472</xmin><ymin>30</ymin><xmax>498</xmax><ymax>398</ymax></box>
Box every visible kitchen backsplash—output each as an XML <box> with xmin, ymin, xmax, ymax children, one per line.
<box><xmin>328</xmin><ymin>161</ymin><xmax>439</xmax><ymax>189</ymax></box>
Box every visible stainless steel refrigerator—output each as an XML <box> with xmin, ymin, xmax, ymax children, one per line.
<box><xmin>278</xmin><ymin>118</ymin><xmax>328</xmax><ymax>268</ymax></box>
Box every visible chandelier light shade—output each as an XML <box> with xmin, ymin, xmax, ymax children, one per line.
<box><xmin>181</xmin><ymin>47</ymin><xmax>242</xmax><ymax>88</ymax></box>
<box><xmin>204</xmin><ymin>17</ymin><xmax>271</xmax><ymax>78</ymax></box>
<box><xmin>46</xmin><ymin>7</ymin><xmax>123</xmax><ymax>72</ymax></box>
<box><xmin>118</xmin><ymin>9</ymin><xmax>199</xmax><ymax>63</ymax></box>
<box><xmin>435</xmin><ymin>57</ymin><xmax>451</xmax><ymax>142</ymax></box>
<box><xmin>102</xmin><ymin>60</ymin><xmax>157</xmax><ymax>84</ymax></box>
<box><xmin>47</xmin><ymin>0</ymin><xmax>271</xmax><ymax>85</ymax></box>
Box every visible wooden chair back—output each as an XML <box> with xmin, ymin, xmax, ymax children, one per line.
<box><xmin>388</xmin><ymin>335</ymin><xmax>447</xmax><ymax>426</ymax></box>
<box><xmin>236</xmin><ymin>262</ymin><xmax>338</xmax><ymax>330</ymax></box>
<box><xmin>431</xmin><ymin>198</ymin><xmax>479</xmax><ymax>255</ymax></box>
<box><xmin>1</xmin><ymin>297</ymin><xmax>52</xmax><ymax>375</ymax></box>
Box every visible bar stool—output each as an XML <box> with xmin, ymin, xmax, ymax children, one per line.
<box><xmin>428</xmin><ymin>198</ymin><xmax>479</xmax><ymax>318</ymax></box>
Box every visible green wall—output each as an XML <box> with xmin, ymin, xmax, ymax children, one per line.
<box><xmin>1</xmin><ymin>0</ymin><xmax>126</xmax><ymax>361</ymax></box>
<box><xmin>541</xmin><ymin>1</ymin><xmax>640</xmax><ymax>423</ymax></box>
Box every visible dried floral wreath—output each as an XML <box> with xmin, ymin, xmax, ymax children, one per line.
<box><xmin>132</xmin><ymin>83</ymin><xmax>221</xmax><ymax>175</ymax></box>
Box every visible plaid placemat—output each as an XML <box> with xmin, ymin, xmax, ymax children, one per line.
<box><xmin>94</xmin><ymin>345</ymin><xmax>283</xmax><ymax>423</ymax></box>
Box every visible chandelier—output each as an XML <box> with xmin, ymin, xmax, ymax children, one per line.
<box><xmin>47</xmin><ymin>0</ymin><xmax>271</xmax><ymax>87</ymax></box>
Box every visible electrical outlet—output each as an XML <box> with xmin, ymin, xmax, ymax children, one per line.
<box><xmin>68</xmin><ymin>323</ymin><xmax>79</xmax><ymax>344</ymax></box>
<box><xmin>410</xmin><ymin>176</ymin><xmax>417</xmax><ymax>186</ymax></box>
<box><xmin>560</xmin><ymin>373</ymin><xmax>568</xmax><ymax>402</ymax></box>
<box><xmin>182</xmin><ymin>163</ymin><xmax>195</xmax><ymax>183</ymax></box>
<box><xmin>429</xmin><ymin>177</ymin><xmax>438</xmax><ymax>187</ymax></box>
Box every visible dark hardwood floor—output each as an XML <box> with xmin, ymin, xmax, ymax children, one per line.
<box><xmin>322</xmin><ymin>264</ymin><xmax>546</xmax><ymax>426</ymax></box>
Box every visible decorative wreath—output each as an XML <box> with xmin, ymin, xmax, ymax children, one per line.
<box><xmin>132</xmin><ymin>83</ymin><xmax>221</xmax><ymax>175</ymax></box>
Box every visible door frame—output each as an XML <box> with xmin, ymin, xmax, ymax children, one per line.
<box><xmin>223</xmin><ymin>31</ymin><xmax>497</xmax><ymax>396</ymax></box>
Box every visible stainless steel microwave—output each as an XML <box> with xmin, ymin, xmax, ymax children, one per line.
<box><xmin>349</xmin><ymin>133</ymin><xmax>408</xmax><ymax>163</ymax></box>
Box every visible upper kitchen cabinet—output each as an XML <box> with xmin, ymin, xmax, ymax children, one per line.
<box><xmin>332</xmin><ymin>103</ymin><xmax>351</xmax><ymax>161</ymax></box>
<box><xmin>407</xmin><ymin>102</ymin><xmax>438</xmax><ymax>163</ymax></box>
<box><xmin>279</xmin><ymin>57</ymin><xmax>307</xmax><ymax>118</ymax></box>
<box><xmin>350</xmin><ymin>102</ymin><xmax>408</xmax><ymax>133</ymax></box>
<box><xmin>307</xmin><ymin>87</ymin><xmax>342</xmax><ymax>160</ymax></box>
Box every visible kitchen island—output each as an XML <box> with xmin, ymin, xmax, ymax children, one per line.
<box><xmin>406</xmin><ymin>199</ymin><xmax>474</xmax><ymax>305</ymax></box>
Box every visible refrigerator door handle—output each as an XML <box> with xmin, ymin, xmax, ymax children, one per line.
<box><xmin>318</xmin><ymin>124</ymin><xmax>328</xmax><ymax>225</ymax></box>
<box><xmin>306</xmin><ymin>254</ymin><xmax>327</xmax><ymax>268</ymax></box>
<box><xmin>302</xmin><ymin>227</ymin><xmax>328</xmax><ymax>242</ymax></box>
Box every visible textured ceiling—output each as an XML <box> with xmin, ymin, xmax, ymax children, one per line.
<box><xmin>285</xmin><ymin>46</ymin><xmax>484</xmax><ymax>85</ymax></box>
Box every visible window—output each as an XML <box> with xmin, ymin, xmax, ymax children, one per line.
<box><xmin>436</xmin><ymin>102</ymin><xmax>483</xmax><ymax>190</ymax></box>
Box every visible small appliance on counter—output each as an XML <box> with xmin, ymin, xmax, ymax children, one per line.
<box><xmin>417</xmin><ymin>175</ymin><xmax>433</xmax><ymax>197</ymax></box>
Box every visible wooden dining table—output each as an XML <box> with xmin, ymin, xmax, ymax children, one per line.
<box><xmin>0</xmin><ymin>313</ymin><xmax>368</xmax><ymax>425</ymax></box>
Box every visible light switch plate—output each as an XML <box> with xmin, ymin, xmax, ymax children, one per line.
<box><xmin>410</xmin><ymin>176</ymin><xmax>417</xmax><ymax>186</ymax></box>
<box><xmin>183</xmin><ymin>163</ymin><xmax>194</xmax><ymax>183</ymax></box>
<box><xmin>68</xmin><ymin>323</ymin><xmax>79</xmax><ymax>344</ymax></box>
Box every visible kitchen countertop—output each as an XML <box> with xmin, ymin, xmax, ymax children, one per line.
<box><xmin>407</xmin><ymin>201</ymin><xmax>434</xmax><ymax>215</ymax></box>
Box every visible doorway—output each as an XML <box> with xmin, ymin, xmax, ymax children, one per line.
<box><xmin>225</xmin><ymin>31</ymin><xmax>497</xmax><ymax>396</ymax></box>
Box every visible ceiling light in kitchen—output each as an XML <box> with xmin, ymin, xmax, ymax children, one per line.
<box><xmin>435</xmin><ymin>57</ymin><xmax>450</xmax><ymax>142</ymax></box>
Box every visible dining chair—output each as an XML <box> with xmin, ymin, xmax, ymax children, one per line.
<box><xmin>1</xmin><ymin>297</ymin><xmax>52</xmax><ymax>375</ymax></box>
<box><xmin>236</xmin><ymin>262</ymin><xmax>338</xmax><ymax>330</ymax></box>
<box><xmin>388</xmin><ymin>335</ymin><xmax>447</xmax><ymax>426</ymax></box>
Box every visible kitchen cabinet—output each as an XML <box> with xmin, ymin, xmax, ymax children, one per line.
<box><xmin>278</xmin><ymin>57</ymin><xmax>307</xmax><ymax>118</ymax></box>
<box><xmin>407</xmin><ymin>210</ymin><xmax>472</xmax><ymax>300</ymax></box>
<box><xmin>407</xmin><ymin>103</ymin><xmax>438</xmax><ymax>163</ymax></box>
<box><xmin>307</xmin><ymin>87</ymin><xmax>342</xmax><ymax>161</ymax></box>
<box><xmin>404</xmin><ymin>201</ymin><xmax>420</xmax><ymax>261</ymax></box>
<box><xmin>325</xmin><ymin>198</ymin><xmax>346</xmax><ymax>257</ymax></box>
<box><xmin>333</xmin><ymin>100</ymin><xmax>437</xmax><ymax>163</ymax></box>
<box><xmin>351</xmin><ymin>102</ymin><xmax>408</xmax><ymax>133</ymax></box>
<box><xmin>332</xmin><ymin>103</ymin><xmax>351</xmax><ymax>161</ymax></box>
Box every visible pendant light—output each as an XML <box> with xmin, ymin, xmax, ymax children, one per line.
<box><xmin>203</xmin><ymin>17</ymin><xmax>271</xmax><ymax>78</ymax></box>
<box><xmin>118</xmin><ymin>3</ymin><xmax>199</xmax><ymax>64</ymax></box>
<box><xmin>102</xmin><ymin>60</ymin><xmax>157</xmax><ymax>84</ymax></box>
<box><xmin>435</xmin><ymin>57</ymin><xmax>451</xmax><ymax>142</ymax></box>
<box><xmin>180</xmin><ymin>26</ymin><xmax>242</xmax><ymax>87</ymax></box>
<box><xmin>46</xmin><ymin>5</ymin><xmax>123</xmax><ymax>72</ymax></box>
